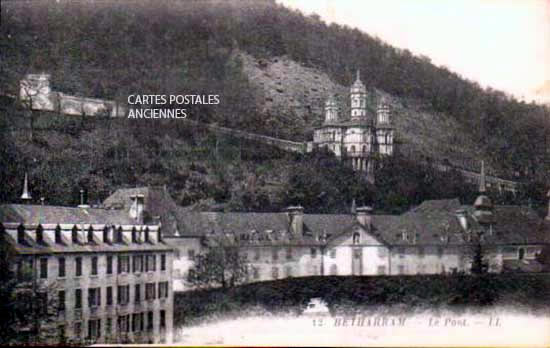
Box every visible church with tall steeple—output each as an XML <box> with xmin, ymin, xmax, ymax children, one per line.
<box><xmin>311</xmin><ymin>70</ymin><xmax>394</xmax><ymax>183</ymax></box>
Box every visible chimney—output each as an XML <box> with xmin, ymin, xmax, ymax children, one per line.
<box><xmin>455</xmin><ymin>209</ymin><xmax>468</xmax><ymax>231</ymax></box>
<box><xmin>129</xmin><ymin>194</ymin><xmax>145</xmax><ymax>224</ymax></box>
<box><xmin>21</xmin><ymin>172</ymin><xmax>32</xmax><ymax>202</ymax></box>
<box><xmin>287</xmin><ymin>206</ymin><xmax>304</xmax><ymax>235</ymax></box>
<box><xmin>78</xmin><ymin>189</ymin><xmax>90</xmax><ymax>208</ymax></box>
<box><xmin>356</xmin><ymin>206</ymin><xmax>373</xmax><ymax>228</ymax></box>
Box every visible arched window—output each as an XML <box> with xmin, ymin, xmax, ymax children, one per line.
<box><xmin>351</xmin><ymin>145</ymin><xmax>356</xmax><ymax>153</ymax></box>
<box><xmin>362</xmin><ymin>145</ymin><xmax>367</xmax><ymax>153</ymax></box>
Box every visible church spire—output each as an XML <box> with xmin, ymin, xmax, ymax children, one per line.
<box><xmin>21</xmin><ymin>172</ymin><xmax>32</xmax><ymax>202</ymax></box>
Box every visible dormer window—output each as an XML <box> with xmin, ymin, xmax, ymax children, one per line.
<box><xmin>103</xmin><ymin>226</ymin><xmax>111</xmax><ymax>244</ymax></box>
<box><xmin>55</xmin><ymin>225</ymin><xmax>62</xmax><ymax>244</ymax></box>
<box><xmin>72</xmin><ymin>226</ymin><xmax>79</xmax><ymax>244</ymax></box>
<box><xmin>157</xmin><ymin>229</ymin><xmax>162</xmax><ymax>243</ymax></box>
<box><xmin>353</xmin><ymin>232</ymin><xmax>360</xmax><ymax>244</ymax></box>
<box><xmin>17</xmin><ymin>225</ymin><xmax>25</xmax><ymax>244</ymax></box>
<box><xmin>131</xmin><ymin>227</ymin><xmax>137</xmax><ymax>243</ymax></box>
<box><xmin>116</xmin><ymin>227</ymin><xmax>123</xmax><ymax>243</ymax></box>
<box><xmin>144</xmin><ymin>228</ymin><xmax>150</xmax><ymax>243</ymax></box>
<box><xmin>87</xmin><ymin>226</ymin><xmax>94</xmax><ymax>244</ymax></box>
<box><xmin>36</xmin><ymin>225</ymin><xmax>44</xmax><ymax>244</ymax></box>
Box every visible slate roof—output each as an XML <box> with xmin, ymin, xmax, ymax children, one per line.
<box><xmin>173</xmin><ymin>198</ymin><xmax>550</xmax><ymax>247</ymax></box>
<box><xmin>0</xmin><ymin>204</ymin><xmax>135</xmax><ymax>225</ymax></box>
<box><xmin>102</xmin><ymin>187</ymin><xmax>550</xmax><ymax>247</ymax></box>
<box><xmin>103</xmin><ymin>186</ymin><xmax>181</xmax><ymax>234</ymax></box>
<box><xmin>0</xmin><ymin>203</ymin><xmax>173</xmax><ymax>255</ymax></box>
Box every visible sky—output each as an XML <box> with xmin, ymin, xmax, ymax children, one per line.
<box><xmin>276</xmin><ymin>0</ymin><xmax>550</xmax><ymax>103</ymax></box>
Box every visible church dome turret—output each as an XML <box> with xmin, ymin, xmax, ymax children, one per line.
<box><xmin>350</xmin><ymin>69</ymin><xmax>367</xmax><ymax>121</ymax></box>
<box><xmin>324</xmin><ymin>94</ymin><xmax>339</xmax><ymax>123</ymax></box>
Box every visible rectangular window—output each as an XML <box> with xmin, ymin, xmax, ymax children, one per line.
<box><xmin>88</xmin><ymin>288</ymin><xmax>101</xmax><ymax>308</ymax></box>
<box><xmin>117</xmin><ymin>285</ymin><xmax>129</xmax><ymax>305</ymax></box>
<box><xmin>132</xmin><ymin>313</ymin><xmax>140</xmax><ymax>332</ymax></box>
<box><xmin>145</xmin><ymin>283</ymin><xmax>156</xmax><ymax>300</ymax></box>
<box><xmin>87</xmin><ymin>319</ymin><xmax>101</xmax><ymax>340</ymax></box>
<box><xmin>118</xmin><ymin>255</ymin><xmax>130</xmax><ymax>273</ymax></box>
<box><xmin>106</xmin><ymin>318</ymin><xmax>112</xmax><ymax>336</ymax></box>
<box><xmin>75</xmin><ymin>289</ymin><xmax>82</xmax><ymax>309</ymax></box>
<box><xmin>40</xmin><ymin>258</ymin><xmax>48</xmax><ymax>279</ymax></box>
<box><xmin>75</xmin><ymin>257</ymin><xmax>82</xmax><ymax>277</ymax></box>
<box><xmin>377</xmin><ymin>247</ymin><xmax>387</xmax><ymax>257</ymax></box>
<box><xmin>188</xmin><ymin>249</ymin><xmax>195</xmax><ymax>261</ymax></box>
<box><xmin>146</xmin><ymin>255</ymin><xmax>157</xmax><ymax>272</ymax></box>
<box><xmin>91</xmin><ymin>256</ymin><xmax>98</xmax><ymax>275</ymax></box>
<box><xmin>147</xmin><ymin>311</ymin><xmax>154</xmax><ymax>331</ymax></box>
<box><xmin>140</xmin><ymin>312</ymin><xmax>144</xmax><ymax>332</ymax></box>
<box><xmin>134</xmin><ymin>284</ymin><xmax>141</xmax><ymax>304</ymax></box>
<box><xmin>254</xmin><ymin>249</ymin><xmax>260</xmax><ymax>261</ymax></box>
<box><xmin>377</xmin><ymin>266</ymin><xmax>386</xmax><ymax>275</ymax></box>
<box><xmin>57</xmin><ymin>325</ymin><xmax>66</xmax><ymax>342</ymax></box>
<box><xmin>106</xmin><ymin>256</ymin><xmax>112</xmax><ymax>274</ymax></box>
<box><xmin>132</xmin><ymin>255</ymin><xmax>139</xmax><ymax>273</ymax></box>
<box><xmin>160</xmin><ymin>310</ymin><xmax>166</xmax><ymax>329</ymax></box>
<box><xmin>106</xmin><ymin>286</ymin><xmax>113</xmax><ymax>306</ymax></box>
<box><xmin>58</xmin><ymin>290</ymin><xmax>65</xmax><ymax>311</ymax></box>
<box><xmin>310</xmin><ymin>248</ymin><xmax>317</xmax><ymax>258</ymax></box>
<box><xmin>117</xmin><ymin>315</ymin><xmax>130</xmax><ymax>333</ymax></box>
<box><xmin>330</xmin><ymin>249</ymin><xmax>336</xmax><ymax>259</ymax></box>
<box><xmin>161</xmin><ymin>254</ymin><xmax>166</xmax><ymax>271</ymax></box>
<box><xmin>398</xmin><ymin>265</ymin><xmax>405</xmax><ymax>275</ymax></box>
<box><xmin>158</xmin><ymin>281</ymin><xmax>169</xmax><ymax>299</ymax></box>
<box><xmin>74</xmin><ymin>322</ymin><xmax>82</xmax><ymax>338</ymax></box>
<box><xmin>87</xmin><ymin>228</ymin><xmax>94</xmax><ymax>244</ymax></box>
<box><xmin>58</xmin><ymin>257</ymin><xmax>65</xmax><ymax>278</ymax></box>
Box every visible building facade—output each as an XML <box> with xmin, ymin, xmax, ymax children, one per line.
<box><xmin>99</xmin><ymin>181</ymin><xmax>549</xmax><ymax>293</ymax></box>
<box><xmin>0</xmin><ymin>196</ymin><xmax>174</xmax><ymax>344</ymax></box>
<box><xmin>311</xmin><ymin>70</ymin><xmax>395</xmax><ymax>182</ymax></box>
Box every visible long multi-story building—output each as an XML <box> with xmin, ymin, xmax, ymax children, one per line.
<box><xmin>103</xmin><ymin>178</ymin><xmax>550</xmax><ymax>292</ymax></box>
<box><xmin>0</xmin><ymin>187</ymin><xmax>174</xmax><ymax>344</ymax></box>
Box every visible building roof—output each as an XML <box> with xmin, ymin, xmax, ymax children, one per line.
<box><xmin>103</xmin><ymin>186</ymin><xmax>181</xmax><ymax>233</ymax></box>
<box><xmin>0</xmin><ymin>204</ymin><xmax>136</xmax><ymax>225</ymax></box>
<box><xmin>103</xmin><ymin>187</ymin><xmax>550</xmax><ymax>248</ymax></box>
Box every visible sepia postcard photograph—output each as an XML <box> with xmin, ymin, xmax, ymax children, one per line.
<box><xmin>0</xmin><ymin>0</ymin><xmax>549</xmax><ymax>346</ymax></box>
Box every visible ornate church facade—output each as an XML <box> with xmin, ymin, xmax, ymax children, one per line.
<box><xmin>311</xmin><ymin>70</ymin><xmax>394</xmax><ymax>183</ymax></box>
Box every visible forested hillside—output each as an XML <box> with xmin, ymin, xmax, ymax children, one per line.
<box><xmin>1</xmin><ymin>0</ymin><xmax>548</xmax><ymax>213</ymax></box>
